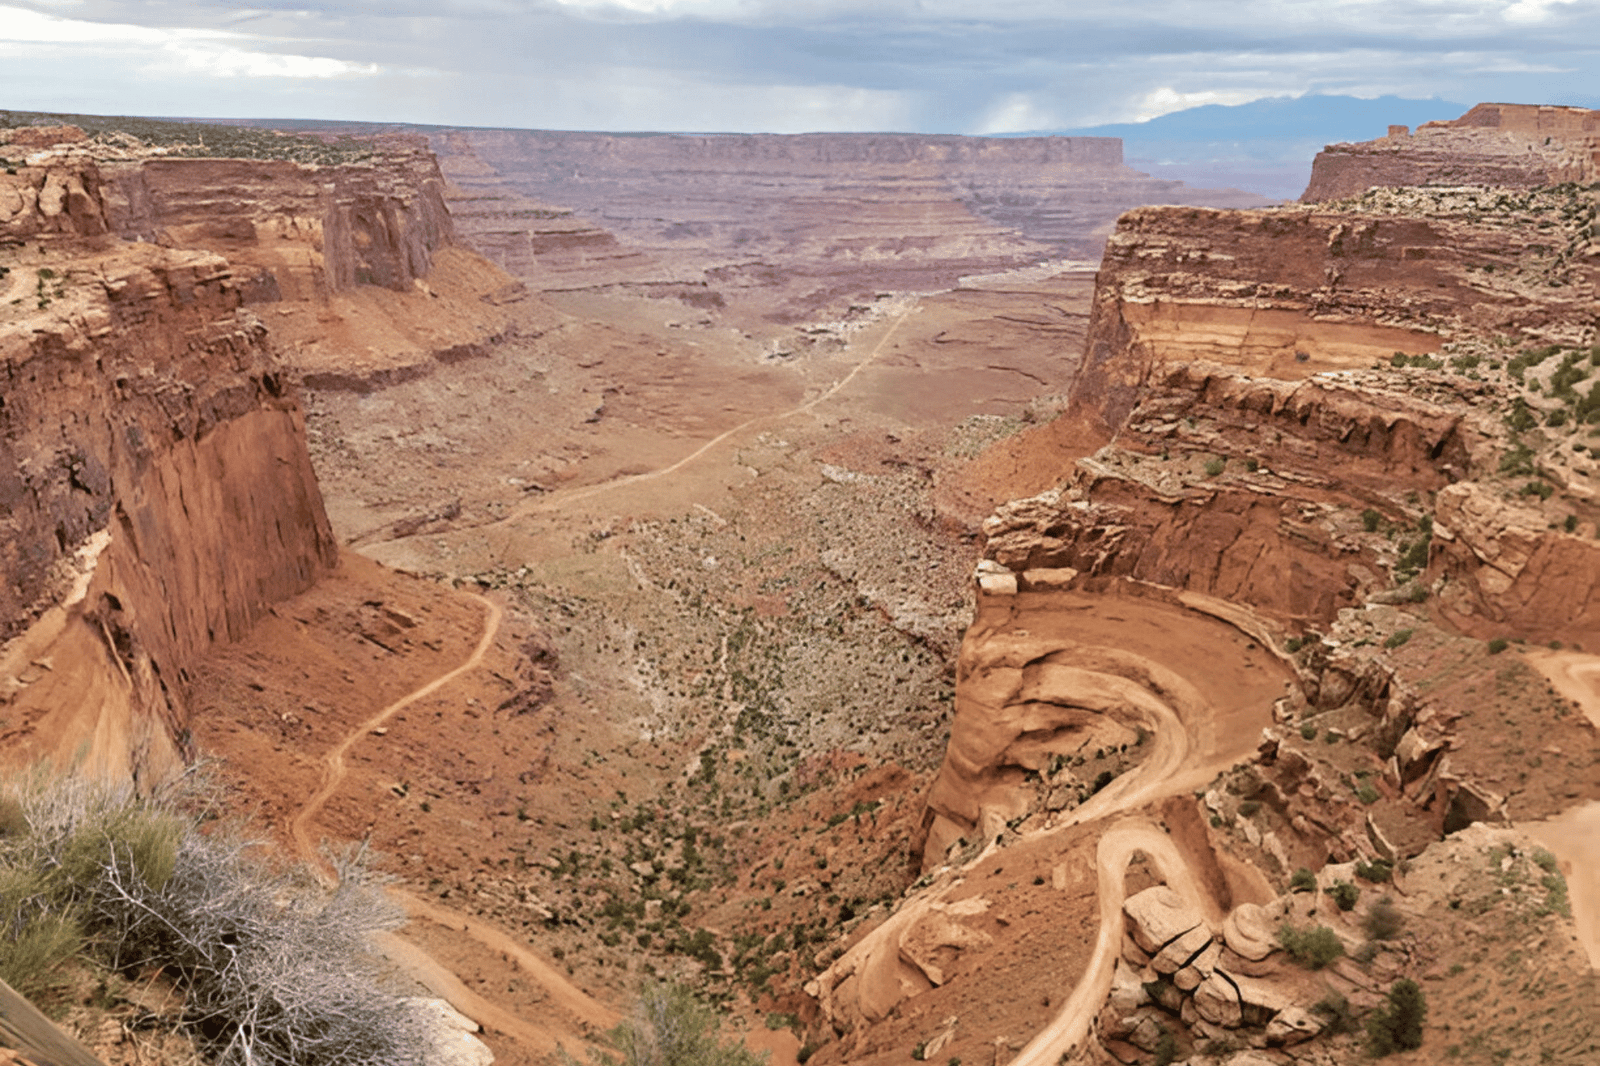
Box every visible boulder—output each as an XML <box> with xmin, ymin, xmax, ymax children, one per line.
<box><xmin>1174</xmin><ymin>940</ymin><xmax>1222</xmax><ymax>991</ymax></box>
<box><xmin>1265</xmin><ymin>1005</ymin><xmax>1323</xmax><ymax>1046</ymax></box>
<box><xmin>1107</xmin><ymin>959</ymin><xmax>1149</xmax><ymax>1016</ymax></box>
<box><xmin>1193</xmin><ymin>972</ymin><xmax>1242</xmax><ymax>1028</ymax></box>
<box><xmin>1230</xmin><ymin>973</ymin><xmax>1294</xmax><ymax>1028</ymax></box>
<box><xmin>1152</xmin><ymin>924</ymin><xmax>1213</xmax><ymax>975</ymax></box>
<box><xmin>1124</xmin><ymin>885</ymin><xmax>1205</xmax><ymax>954</ymax></box>
<box><xmin>1126</xmin><ymin>1013</ymin><xmax>1166</xmax><ymax>1053</ymax></box>
<box><xmin>1222</xmin><ymin>902</ymin><xmax>1278</xmax><ymax>961</ymax></box>
<box><xmin>1218</xmin><ymin>945</ymin><xmax>1281</xmax><ymax>979</ymax></box>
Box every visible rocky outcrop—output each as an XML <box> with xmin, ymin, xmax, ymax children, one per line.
<box><xmin>1070</xmin><ymin>200</ymin><xmax>1598</xmax><ymax>442</ymax></box>
<box><xmin>0</xmin><ymin>136</ymin><xmax>460</xmax><ymax>783</ymax></box>
<box><xmin>1432</xmin><ymin>482</ymin><xmax>1600</xmax><ymax>639</ymax></box>
<box><xmin>102</xmin><ymin>138</ymin><xmax>455</xmax><ymax>300</ymax></box>
<box><xmin>1019</xmin><ymin>187</ymin><xmax>1600</xmax><ymax>640</ymax></box>
<box><xmin>2</xmin><ymin>130</ymin><xmax>456</xmax><ymax>302</ymax></box>
<box><xmin>1302</xmin><ymin>103</ymin><xmax>1600</xmax><ymax>203</ymax></box>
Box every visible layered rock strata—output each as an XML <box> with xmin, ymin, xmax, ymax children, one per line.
<box><xmin>0</xmin><ymin>133</ymin><xmax>485</xmax><ymax>782</ymax></box>
<box><xmin>1302</xmin><ymin>102</ymin><xmax>1600</xmax><ymax>202</ymax></box>
<box><xmin>428</xmin><ymin>129</ymin><xmax>1271</xmax><ymax>312</ymax></box>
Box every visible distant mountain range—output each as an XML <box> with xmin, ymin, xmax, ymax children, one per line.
<box><xmin>1010</xmin><ymin>95</ymin><xmax>1472</xmax><ymax>201</ymax></box>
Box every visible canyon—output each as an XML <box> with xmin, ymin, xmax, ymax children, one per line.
<box><xmin>1</xmin><ymin>101</ymin><xmax>1597</xmax><ymax>1066</ymax></box>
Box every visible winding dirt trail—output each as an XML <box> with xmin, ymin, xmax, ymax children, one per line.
<box><xmin>365</xmin><ymin>304</ymin><xmax>915</xmax><ymax>556</ymax></box>
<box><xmin>1519</xmin><ymin>648</ymin><xmax>1600</xmax><ymax>971</ymax></box>
<box><xmin>288</xmin><ymin>594</ymin><xmax>503</xmax><ymax>862</ymax></box>
<box><xmin>286</xmin><ymin>592</ymin><xmax>618</xmax><ymax>1054</ymax></box>
<box><xmin>1009</xmin><ymin>821</ymin><xmax>1213</xmax><ymax>1066</ymax></box>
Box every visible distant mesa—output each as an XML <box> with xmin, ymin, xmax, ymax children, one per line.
<box><xmin>1302</xmin><ymin>102</ymin><xmax>1600</xmax><ymax>202</ymax></box>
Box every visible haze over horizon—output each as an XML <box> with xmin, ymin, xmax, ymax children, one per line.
<box><xmin>1</xmin><ymin>0</ymin><xmax>1596</xmax><ymax>137</ymax></box>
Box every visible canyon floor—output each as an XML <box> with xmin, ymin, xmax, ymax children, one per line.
<box><xmin>3</xmin><ymin>111</ymin><xmax>1597</xmax><ymax>1066</ymax></box>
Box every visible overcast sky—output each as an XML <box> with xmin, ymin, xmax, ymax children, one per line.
<box><xmin>1</xmin><ymin>0</ymin><xmax>1596</xmax><ymax>133</ymax></box>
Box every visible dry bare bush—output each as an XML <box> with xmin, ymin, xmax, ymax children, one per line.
<box><xmin>1</xmin><ymin>770</ymin><xmax>437</xmax><ymax>1066</ymax></box>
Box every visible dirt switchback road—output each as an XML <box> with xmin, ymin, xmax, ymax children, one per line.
<box><xmin>1007</xmin><ymin>821</ymin><xmax>1217</xmax><ymax>1066</ymax></box>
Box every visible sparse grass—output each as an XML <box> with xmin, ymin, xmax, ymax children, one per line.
<box><xmin>0</xmin><ymin>109</ymin><xmax>378</xmax><ymax>165</ymax></box>
<box><xmin>1385</xmin><ymin>629</ymin><xmax>1414</xmax><ymax>650</ymax></box>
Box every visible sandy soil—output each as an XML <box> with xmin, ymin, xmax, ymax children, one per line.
<box><xmin>1524</xmin><ymin>648</ymin><xmax>1600</xmax><ymax>731</ymax></box>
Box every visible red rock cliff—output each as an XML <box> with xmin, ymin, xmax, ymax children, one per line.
<box><xmin>1301</xmin><ymin>102</ymin><xmax>1600</xmax><ymax>203</ymax></box>
<box><xmin>99</xmin><ymin>137</ymin><xmax>456</xmax><ymax>300</ymax></box>
<box><xmin>1</xmin><ymin>149</ymin><xmax>347</xmax><ymax>783</ymax></box>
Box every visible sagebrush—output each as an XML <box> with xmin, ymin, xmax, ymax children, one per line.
<box><xmin>0</xmin><ymin>770</ymin><xmax>439</xmax><ymax>1066</ymax></box>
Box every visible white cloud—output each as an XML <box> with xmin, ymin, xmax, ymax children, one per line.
<box><xmin>1503</xmin><ymin>0</ymin><xmax>1581</xmax><ymax>22</ymax></box>
<box><xmin>971</xmin><ymin>93</ymin><xmax>1063</xmax><ymax>135</ymax></box>
<box><xmin>0</xmin><ymin>4</ymin><xmax>379</xmax><ymax>79</ymax></box>
<box><xmin>1129</xmin><ymin>87</ymin><xmax>1287</xmax><ymax>122</ymax></box>
<box><xmin>161</xmin><ymin>46</ymin><xmax>378</xmax><ymax>79</ymax></box>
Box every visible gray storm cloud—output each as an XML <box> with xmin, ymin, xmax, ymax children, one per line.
<box><xmin>0</xmin><ymin>0</ymin><xmax>1595</xmax><ymax>129</ymax></box>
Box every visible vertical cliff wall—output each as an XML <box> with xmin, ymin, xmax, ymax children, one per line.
<box><xmin>99</xmin><ymin>137</ymin><xmax>456</xmax><ymax>301</ymax></box>
<box><xmin>1</xmin><ymin>150</ymin><xmax>341</xmax><ymax>783</ymax></box>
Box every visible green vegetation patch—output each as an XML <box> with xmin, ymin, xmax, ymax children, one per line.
<box><xmin>1</xmin><ymin>109</ymin><xmax>378</xmax><ymax>165</ymax></box>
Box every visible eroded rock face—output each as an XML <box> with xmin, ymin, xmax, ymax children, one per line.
<box><xmin>0</xmin><ymin>140</ymin><xmax>453</xmax><ymax>782</ymax></box>
<box><xmin>0</xmin><ymin>237</ymin><xmax>337</xmax><ymax>782</ymax></box>
<box><xmin>101</xmin><ymin>140</ymin><xmax>455</xmax><ymax>299</ymax></box>
<box><xmin>1302</xmin><ymin>103</ymin><xmax>1600</xmax><ymax>203</ymax></box>
<box><xmin>1433</xmin><ymin>481</ymin><xmax>1600</xmax><ymax>638</ymax></box>
<box><xmin>1071</xmin><ymin>201</ymin><xmax>1598</xmax><ymax>444</ymax></box>
<box><xmin>984</xmin><ymin>182</ymin><xmax>1599</xmax><ymax>641</ymax></box>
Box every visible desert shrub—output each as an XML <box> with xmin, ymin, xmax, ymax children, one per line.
<box><xmin>1384</xmin><ymin>629</ymin><xmax>1414</xmax><ymax>650</ymax></box>
<box><xmin>1356</xmin><ymin>782</ymin><xmax>1381</xmax><ymax>805</ymax></box>
<box><xmin>1152</xmin><ymin>1026</ymin><xmax>1180</xmax><ymax>1066</ymax></box>
<box><xmin>1313</xmin><ymin>991</ymin><xmax>1359</xmax><ymax>1035</ymax></box>
<box><xmin>1363</xmin><ymin>895</ymin><xmax>1405</xmax><ymax>941</ymax></box>
<box><xmin>585</xmin><ymin>982</ymin><xmax>765</xmax><ymax>1066</ymax></box>
<box><xmin>1366</xmin><ymin>978</ymin><xmax>1426</xmax><ymax>1056</ymax></box>
<box><xmin>1204</xmin><ymin>458</ymin><xmax>1225</xmax><ymax>477</ymax></box>
<box><xmin>1487</xmin><ymin>638</ymin><xmax>1510</xmax><ymax>654</ymax></box>
<box><xmin>1299</xmin><ymin>723</ymin><xmax>1318</xmax><ymax>741</ymax></box>
<box><xmin>1</xmin><ymin>772</ymin><xmax>437</xmax><ymax>1066</ymax></box>
<box><xmin>1355</xmin><ymin>858</ymin><xmax>1394</xmax><ymax>883</ymax></box>
<box><xmin>1362</xmin><ymin>508</ymin><xmax>1383</xmax><ymax>532</ymax></box>
<box><xmin>1506</xmin><ymin>398</ymin><xmax>1538</xmax><ymax>432</ymax></box>
<box><xmin>1327</xmin><ymin>880</ymin><xmax>1361</xmax><ymax>911</ymax></box>
<box><xmin>1289</xmin><ymin>867</ymin><xmax>1317</xmax><ymax>892</ymax></box>
<box><xmin>1499</xmin><ymin>442</ymin><xmax>1536</xmax><ymax>476</ymax></box>
<box><xmin>1277</xmin><ymin>923</ymin><xmax>1345</xmax><ymax>969</ymax></box>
